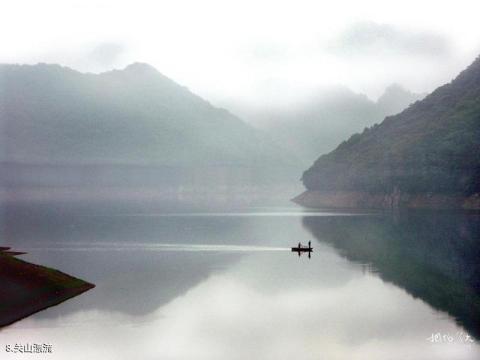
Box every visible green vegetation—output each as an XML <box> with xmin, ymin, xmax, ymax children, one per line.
<box><xmin>263</xmin><ymin>85</ymin><xmax>424</xmax><ymax>163</ymax></box>
<box><xmin>302</xmin><ymin>56</ymin><xmax>480</xmax><ymax>196</ymax></box>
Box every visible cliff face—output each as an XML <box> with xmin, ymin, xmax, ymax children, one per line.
<box><xmin>297</xmin><ymin>55</ymin><xmax>480</xmax><ymax>209</ymax></box>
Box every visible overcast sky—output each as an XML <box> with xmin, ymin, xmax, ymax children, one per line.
<box><xmin>1</xmin><ymin>0</ymin><xmax>480</xmax><ymax>110</ymax></box>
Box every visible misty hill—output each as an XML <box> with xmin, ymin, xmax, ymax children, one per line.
<box><xmin>296</xmin><ymin>55</ymin><xmax>480</xmax><ymax>209</ymax></box>
<box><xmin>251</xmin><ymin>85</ymin><xmax>424</xmax><ymax>162</ymax></box>
<box><xmin>0</xmin><ymin>63</ymin><xmax>292</xmax><ymax>168</ymax></box>
<box><xmin>376</xmin><ymin>84</ymin><xmax>426</xmax><ymax>116</ymax></box>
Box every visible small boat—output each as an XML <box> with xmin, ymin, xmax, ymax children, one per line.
<box><xmin>291</xmin><ymin>241</ymin><xmax>313</xmax><ymax>257</ymax></box>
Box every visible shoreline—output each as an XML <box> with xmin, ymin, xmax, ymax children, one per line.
<box><xmin>0</xmin><ymin>248</ymin><xmax>95</xmax><ymax>328</ymax></box>
<box><xmin>292</xmin><ymin>190</ymin><xmax>480</xmax><ymax>210</ymax></box>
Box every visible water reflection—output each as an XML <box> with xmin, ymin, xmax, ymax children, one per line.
<box><xmin>302</xmin><ymin>210</ymin><xmax>480</xmax><ymax>338</ymax></box>
<box><xmin>0</xmin><ymin>203</ymin><xmax>303</xmax><ymax>318</ymax></box>
<box><xmin>2</xmin><ymin>242</ymin><xmax>479</xmax><ymax>360</ymax></box>
<box><xmin>0</xmin><ymin>204</ymin><xmax>479</xmax><ymax>359</ymax></box>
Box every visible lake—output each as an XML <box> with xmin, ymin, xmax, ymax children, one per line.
<box><xmin>0</xmin><ymin>201</ymin><xmax>479</xmax><ymax>359</ymax></box>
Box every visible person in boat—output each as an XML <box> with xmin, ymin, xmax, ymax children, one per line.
<box><xmin>298</xmin><ymin>242</ymin><xmax>302</xmax><ymax>249</ymax></box>
<box><xmin>308</xmin><ymin>241</ymin><xmax>311</xmax><ymax>249</ymax></box>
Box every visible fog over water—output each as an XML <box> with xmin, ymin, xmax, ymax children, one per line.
<box><xmin>0</xmin><ymin>203</ymin><xmax>479</xmax><ymax>359</ymax></box>
<box><xmin>1</xmin><ymin>1</ymin><xmax>479</xmax><ymax>359</ymax></box>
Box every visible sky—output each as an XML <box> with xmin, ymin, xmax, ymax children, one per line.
<box><xmin>1</xmin><ymin>0</ymin><xmax>480</xmax><ymax>112</ymax></box>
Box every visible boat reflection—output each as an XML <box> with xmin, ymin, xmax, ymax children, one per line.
<box><xmin>302</xmin><ymin>210</ymin><xmax>480</xmax><ymax>338</ymax></box>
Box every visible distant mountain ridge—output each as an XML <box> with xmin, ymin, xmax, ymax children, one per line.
<box><xmin>295</xmin><ymin>55</ymin><xmax>480</xmax><ymax>209</ymax></box>
<box><xmin>376</xmin><ymin>84</ymin><xmax>427</xmax><ymax>116</ymax></box>
<box><xmin>247</xmin><ymin>84</ymin><xmax>424</xmax><ymax>162</ymax></box>
<box><xmin>0</xmin><ymin>62</ymin><xmax>291</xmax><ymax>167</ymax></box>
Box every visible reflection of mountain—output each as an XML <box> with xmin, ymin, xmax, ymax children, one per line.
<box><xmin>1</xmin><ymin>202</ymin><xmax>245</xmax><ymax>318</ymax></box>
<box><xmin>302</xmin><ymin>211</ymin><xmax>480</xmax><ymax>338</ymax></box>
<box><xmin>29</xmin><ymin>250</ymin><xmax>240</xmax><ymax>319</ymax></box>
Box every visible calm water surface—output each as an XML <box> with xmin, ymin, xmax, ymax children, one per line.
<box><xmin>0</xmin><ymin>203</ymin><xmax>479</xmax><ymax>359</ymax></box>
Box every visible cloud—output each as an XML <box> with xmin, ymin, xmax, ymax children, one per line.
<box><xmin>250</xmin><ymin>42</ymin><xmax>289</xmax><ymax>62</ymax></box>
<box><xmin>329</xmin><ymin>22</ymin><xmax>452</xmax><ymax>59</ymax></box>
<box><xmin>88</xmin><ymin>42</ymin><xmax>126</xmax><ymax>67</ymax></box>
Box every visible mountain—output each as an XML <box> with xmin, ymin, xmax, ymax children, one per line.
<box><xmin>376</xmin><ymin>84</ymin><xmax>427</xmax><ymax>116</ymax></box>
<box><xmin>238</xmin><ymin>85</ymin><xmax>424</xmax><ymax>163</ymax></box>
<box><xmin>295</xmin><ymin>55</ymin><xmax>480</xmax><ymax>209</ymax></box>
<box><xmin>0</xmin><ymin>63</ymin><xmax>290</xmax><ymax>167</ymax></box>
